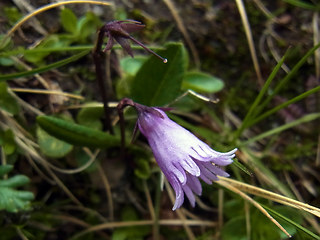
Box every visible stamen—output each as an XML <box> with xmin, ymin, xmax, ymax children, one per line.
<box><xmin>128</xmin><ymin>36</ymin><xmax>167</xmax><ymax>63</ymax></box>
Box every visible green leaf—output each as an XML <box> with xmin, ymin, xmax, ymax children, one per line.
<box><xmin>0</xmin><ymin>129</ymin><xmax>17</xmax><ymax>155</ymax></box>
<box><xmin>76</xmin><ymin>12</ymin><xmax>101</xmax><ymax>41</ymax></box>
<box><xmin>221</xmin><ymin>216</ymin><xmax>247</xmax><ymax>240</ymax></box>
<box><xmin>223</xmin><ymin>199</ymin><xmax>245</xmax><ymax>219</ymax></box>
<box><xmin>251</xmin><ymin>210</ymin><xmax>281</xmax><ymax>240</ymax></box>
<box><xmin>0</xmin><ymin>57</ymin><xmax>15</xmax><ymax>66</ymax></box>
<box><xmin>76</xmin><ymin>103</ymin><xmax>104</xmax><ymax>130</ymax></box>
<box><xmin>120</xmin><ymin>56</ymin><xmax>147</xmax><ymax>75</ymax></box>
<box><xmin>0</xmin><ymin>165</ymin><xmax>13</xmax><ymax>178</ymax></box>
<box><xmin>37</xmin><ymin>127</ymin><xmax>73</xmax><ymax>158</ymax></box>
<box><xmin>112</xmin><ymin>206</ymin><xmax>151</xmax><ymax>240</ymax></box>
<box><xmin>60</xmin><ymin>8</ymin><xmax>78</xmax><ymax>34</ymax></box>
<box><xmin>0</xmin><ymin>187</ymin><xmax>34</xmax><ymax>212</ymax></box>
<box><xmin>134</xmin><ymin>158</ymin><xmax>151</xmax><ymax>179</ymax></box>
<box><xmin>37</xmin><ymin>115</ymin><xmax>120</xmax><ymax>148</ymax></box>
<box><xmin>0</xmin><ymin>175</ymin><xmax>30</xmax><ymax>188</ymax></box>
<box><xmin>0</xmin><ymin>82</ymin><xmax>20</xmax><ymax>115</ymax></box>
<box><xmin>182</xmin><ymin>71</ymin><xmax>224</xmax><ymax>93</ymax></box>
<box><xmin>0</xmin><ymin>165</ymin><xmax>34</xmax><ymax>213</ymax></box>
<box><xmin>24</xmin><ymin>35</ymin><xmax>62</xmax><ymax>63</ymax></box>
<box><xmin>131</xmin><ymin>42</ymin><xmax>188</xmax><ymax>106</ymax></box>
<box><xmin>4</xmin><ymin>7</ymin><xmax>22</xmax><ymax>26</ymax></box>
<box><xmin>0</xmin><ymin>34</ymin><xmax>13</xmax><ymax>51</ymax></box>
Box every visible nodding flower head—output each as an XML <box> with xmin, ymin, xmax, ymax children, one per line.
<box><xmin>102</xmin><ymin>20</ymin><xmax>167</xmax><ymax>63</ymax></box>
<box><xmin>118</xmin><ymin>99</ymin><xmax>237</xmax><ymax>210</ymax></box>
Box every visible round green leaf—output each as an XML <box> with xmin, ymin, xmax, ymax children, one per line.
<box><xmin>182</xmin><ymin>71</ymin><xmax>224</xmax><ymax>93</ymax></box>
<box><xmin>37</xmin><ymin>127</ymin><xmax>73</xmax><ymax>158</ymax></box>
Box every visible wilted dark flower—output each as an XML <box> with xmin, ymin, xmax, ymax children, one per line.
<box><xmin>102</xmin><ymin>20</ymin><xmax>167</xmax><ymax>63</ymax></box>
<box><xmin>118</xmin><ymin>98</ymin><xmax>237</xmax><ymax>210</ymax></box>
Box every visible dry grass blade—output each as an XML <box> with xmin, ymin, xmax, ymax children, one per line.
<box><xmin>1</xmin><ymin>0</ymin><xmax>112</xmax><ymax>47</ymax></box>
<box><xmin>219</xmin><ymin>177</ymin><xmax>320</xmax><ymax>218</ymax></box>
<box><xmin>0</xmin><ymin>111</ymin><xmax>83</xmax><ymax>206</ymax></box>
<box><xmin>97</xmin><ymin>163</ymin><xmax>114</xmax><ymax>222</ymax></box>
<box><xmin>216</xmin><ymin>179</ymin><xmax>292</xmax><ymax>238</ymax></box>
<box><xmin>11</xmin><ymin>88</ymin><xmax>85</xmax><ymax>100</ymax></box>
<box><xmin>70</xmin><ymin>219</ymin><xmax>216</xmax><ymax>239</ymax></box>
<box><xmin>10</xmin><ymin>56</ymin><xmax>50</xmax><ymax>89</ymax></box>
<box><xmin>235</xmin><ymin>0</ymin><xmax>263</xmax><ymax>87</ymax></box>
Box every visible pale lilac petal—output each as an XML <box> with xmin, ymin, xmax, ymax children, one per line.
<box><xmin>172</xmin><ymin>162</ymin><xmax>187</xmax><ymax>184</ymax></box>
<box><xmin>181</xmin><ymin>156</ymin><xmax>200</xmax><ymax>177</ymax></box>
<box><xmin>191</xmin><ymin>146</ymin><xmax>212</xmax><ymax>159</ymax></box>
<box><xmin>170</xmin><ymin>176</ymin><xmax>184</xmax><ymax>211</ymax></box>
<box><xmin>211</xmin><ymin>158</ymin><xmax>233</xmax><ymax>166</ymax></box>
<box><xmin>186</xmin><ymin>174</ymin><xmax>202</xmax><ymax>195</ymax></box>
<box><xmin>182</xmin><ymin>184</ymin><xmax>196</xmax><ymax>207</ymax></box>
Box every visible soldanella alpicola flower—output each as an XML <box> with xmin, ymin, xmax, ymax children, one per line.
<box><xmin>101</xmin><ymin>20</ymin><xmax>167</xmax><ymax>63</ymax></box>
<box><xmin>118</xmin><ymin>98</ymin><xmax>237</xmax><ymax>210</ymax></box>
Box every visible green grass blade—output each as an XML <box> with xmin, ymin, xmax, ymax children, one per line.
<box><xmin>0</xmin><ymin>46</ymin><xmax>93</xmax><ymax>57</ymax></box>
<box><xmin>253</xmin><ymin>41</ymin><xmax>320</xmax><ymax>118</ymax></box>
<box><xmin>241</xmin><ymin>112</ymin><xmax>320</xmax><ymax>146</ymax></box>
<box><xmin>234</xmin><ymin>50</ymin><xmax>289</xmax><ymax>140</ymax></box>
<box><xmin>248</xmin><ymin>85</ymin><xmax>320</xmax><ymax>127</ymax></box>
<box><xmin>0</xmin><ymin>50</ymin><xmax>89</xmax><ymax>81</ymax></box>
<box><xmin>283</xmin><ymin>0</ymin><xmax>319</xmax><ymax>10</ymax></box>
<box><xmin>262</xmin><ymin>204</ymin><xmax>320</xmax><ymax>240</ymax></box>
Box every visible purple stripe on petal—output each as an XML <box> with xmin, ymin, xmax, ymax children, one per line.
<box><xmin>199</xmin><ymin>173</ymin><xmax>213</xmax><ymax>185</ymax></box>
<box><xmin>197</xmin><ymin>161</ymin><xmax>219</xmax><ymax>182</ymax></box>
<box><xmin>203</xmin><ymin>162</ymin><xmax>230</xmax><ymax>177</ymax></box>
<box><xmin>186</xmin><ymin>174</ymin><xmax>202</xmax><ymax>195</ymax></box>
